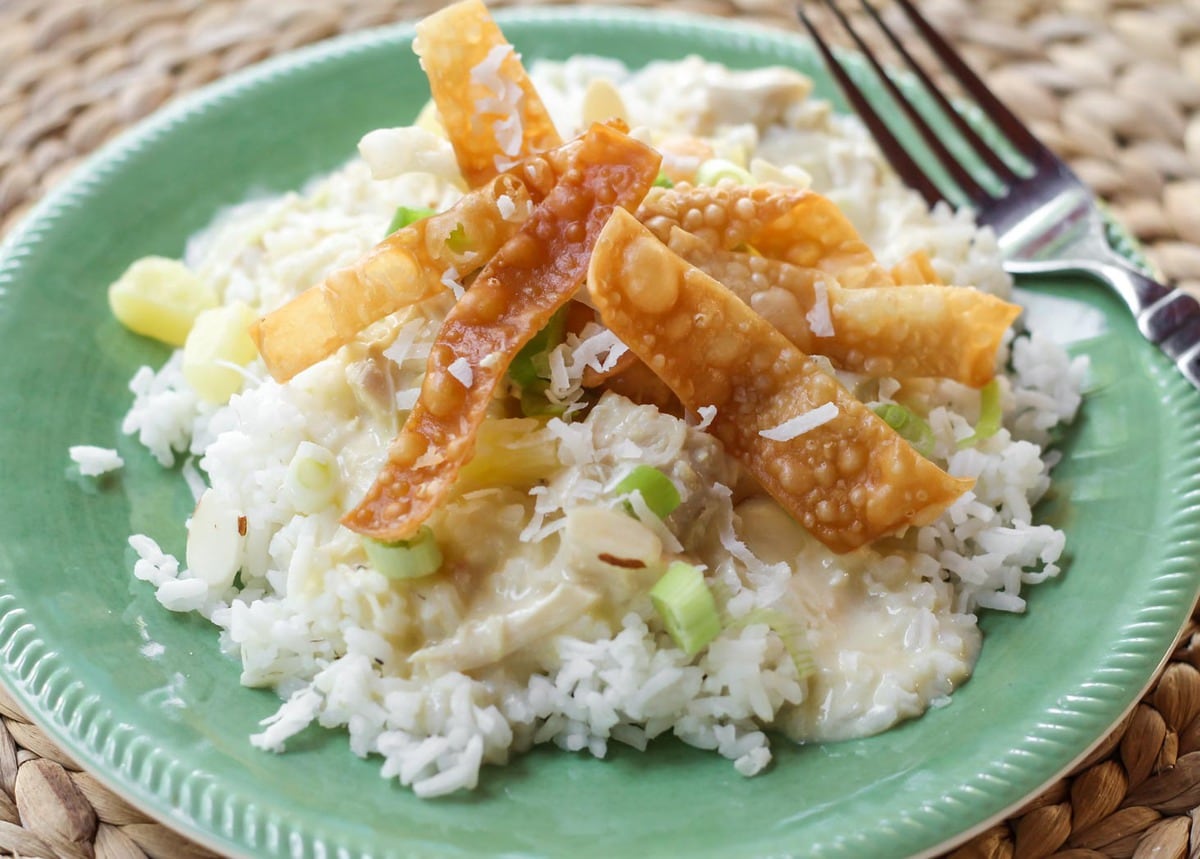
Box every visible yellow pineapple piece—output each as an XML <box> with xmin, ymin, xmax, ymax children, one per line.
<box><xmin>183</xmin><ymin>302</ymin><xmax>259</xmax><ymax>404</ymax></box>
<box><xmin>107</xmin><ymin>256</ymin><xmax>217</xmax><ymax>347</ymax></box>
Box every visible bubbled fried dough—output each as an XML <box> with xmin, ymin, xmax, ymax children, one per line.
<box><xmin>891</xmin><ymin>249</ymin><xmax>944</xmax><ymax>286</ymax></box>
<box><xmin>666</xmin><ymin>228</ymin><xmax>1019</xmax><ymax>387</ymax></box>
<box><xmin>638</xmin><ymin>184</ymin><xmax>895</xmax><ymax>289</ymax></box>
<box><xmin>414</xmin><ymin>0</ymin><xmax>562</xmax><ymax>188</ymax></box>
<box><xmin>589</xmin><ymin>210</ymin><xmax>973</xmax><ymax>554</ymax></box>
<box><xmin>251</xmin><ymin>174</ymin><xmax>533</xmax><ymax>383</ymax></box>
<box><xmin>637</xmin><ymin>182</ymin><xmax>812</xmax><ymax>252</ymax></box>
<box><xmin>342</xmin><ymin>126</ymin><xmax>661</xmax><ymax>541</ymax></box>
<box><xmin>749</xmin><ymin>192</ymin><xmax>895</xmax><ymax>288</ymax></box>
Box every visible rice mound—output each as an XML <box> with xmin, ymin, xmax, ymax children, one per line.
<box><xmin>119</xmin><ymin>56</ymin><xmax>1087</xmax><ymax>797</ymax></box>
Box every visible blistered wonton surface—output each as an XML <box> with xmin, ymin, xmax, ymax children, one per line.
<box><xmin>589</xmin><ymin>210</ymin><xmax>974</xmax><ymax>553</ymax></box>
<box><xmin>414</xmin><ymin>0</ymin><xmax>563</xmax><ymax>187</ymax></box>
<box><xmin>251</xmin><ymin>174</ymin><xmax>532</xmax><ymax>382</ymax></box>
<box><xmin>343</xmin><ymin>125</ymin><xmax>661</xmax><ymax>540</ymax></box>
<box><xmin>666</xmin><ymin>226</ymin><xmax>1019</xmax><ymax>386</ymax></box>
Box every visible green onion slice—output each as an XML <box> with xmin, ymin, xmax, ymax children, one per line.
<box><xmin>363</xmin><ymin>526</ymin><xmax>443</xmax><ymax>580</ymax></box>
<box><xmin>509</xmin><ymin>306</ymin><xmax>568</xmax><ymax>388</ymax></box>
<box><xmin>957</xmin><ymin>379</ymin><xmax>1002</xmax><ymax>449</ymax></box>
<box><xmin>729</xmin><ymin>608</ymin><xmax>815</xmax><ymax>680</ymax></box>
<box><xmin>873</xmin><ymin>403</ymin><xmax>935</xmax><ymax>458</ymax></box>
<box><xmin>386</xmin><ymin>205</ymin><xmax>435</xmax><ymax>236</ymax></box>
<box><xmin>652</xmin><ymin>172</ymin><xmax>675</xmax><ymax>188</ymax></box>
<box><xmin>694</xmin><ymin>158</ymin><xmax>753</xmax><ymax>186</ymax></box>
<box><xmin>614</xmin><ymin>465</ymin><xmax>682</xmax><ymax>519</ymax></box>
<box><xmin>519</xmin><ymin>384</ymin><xmax>569</xmax><ymax>419</ymax></box>
<box><xmin>650</xmin><ymin>562</ymin><xmax>721</xmax><ymax>657</ymax></box>
<box><xmin>446</xmin><ymin>222</ymin><xmax>471</xmax><ymax>254</ymax></box>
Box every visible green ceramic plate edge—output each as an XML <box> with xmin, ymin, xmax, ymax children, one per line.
<box><xmin>1</xmin><ymin>8</ymin><xmax>1199</xmax><ymax>859</ymax></box>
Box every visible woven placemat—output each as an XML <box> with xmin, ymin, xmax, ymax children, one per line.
<box><xmin>1</xmin><ymin>1</ymin><xmax>1198</xmax><ymax>857</ymax></box>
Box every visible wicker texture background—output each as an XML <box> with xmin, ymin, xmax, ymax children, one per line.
<box><xmin>1</xmin><ymin>1</ymin><xmax>1199</xmax><ymax>857</ymax></box>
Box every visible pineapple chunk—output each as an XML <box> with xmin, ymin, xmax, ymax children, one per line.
<box><xmin>581</xmin><ymin>78</ymin><xmax>629</xmax><ymax>127</ymax></box>
<box><xmin>107</xmin><ymin>256</ymin><xmax>217</xmax><ymax>346</ymax></box>
<box><xmin>414</xmin><ymin>98</ymin><xmax>446</xmax><ymax>138</ymax></box>
<box><xmin>183</xmin><ymin>302</ymin><xmax>259</xmax><ymax>404</ymax></box>
<box><xmin>454</xmin><ymin>418</ymin><xmax>560</xmax><ymax>493</ymax></box>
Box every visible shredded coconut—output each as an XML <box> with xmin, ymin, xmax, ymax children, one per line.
<box><xmin>471</xmin><ymin>45</ymin><xmax>526</xmax><ymax>158</ymax></box>
<box><xmin>383</xmin><ymin>319</ymin><xmax>427</xmax><ymax>367</ymax></box>
<box><xmin>493</xmin><ymin>155</ymin><xmax>520</xmax><ymax>173</ymax></box>
<box><xmin>447</xmin><ymin>358</ymin><xmax>474</xmax><ymax>388</ymax></box>
<box><xmin>470</xmin><ymin>44</ymin><xmax>513</xmax><ymax>89</ymax></box>
<box><xmin>441</xmin><ymin>265</ymin><xmax>465</xmax><ymax>300</ymax></box>
<box><xmin>493</xmin><ymin>113</ymin><xmax>524</xmax><ymax>158</ymax></box>
<box><xmin>479</xmin><ymin>351</ymin><xmax>504</xmax><ymax>370</ymax></box>
<box><xmin>759</xmin><ymin>402</ymin><xmax>839</xmax><ymax>441</ymax></box>
<box><xmin>806</xmin><ymin>278</ymin><xmax>834</xmax><ymax>337</ymax></box>
<box><xmin>547</xmin><ymin>344</ymin><xmax>571</xmax><ymax>398</ymax></box>
<box><xmin>571</xmin><ymin>326</ymin><xmax>628</xmax><ymax>375</ymax></box>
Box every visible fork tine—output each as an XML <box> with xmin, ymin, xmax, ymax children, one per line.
<box><xmin>890</xmin><ymin>0</ymin><xmax>1052</xmax><ymax>165</ymax></box>
<box><xmin>856</xmin><ymin>0</ymin><xmax>1018</xmax><ymax>183</ymax></box>
<box><xmin>796</xmin><ymin>6</ymin><xmax>943</xmax><ymax>207</ymax></box>
<box><xmin>822</xmin><ymin>0</ymin><xmax>993</xmax><ymax>205</ymax></box>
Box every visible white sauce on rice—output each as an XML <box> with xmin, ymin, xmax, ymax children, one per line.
<box><xmin>116</xmin><ymin>56</ymin><xmax>1086</xmax><ymax>795</ymax></box>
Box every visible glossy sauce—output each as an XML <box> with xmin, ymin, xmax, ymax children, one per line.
<box><xmin>736</xmin><ymin>495</ymin><xmax>980</xmax><ymax>741</ymax></box>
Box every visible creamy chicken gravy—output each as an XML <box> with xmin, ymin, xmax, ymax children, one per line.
<box><xmin>335</xmin><ymin>323</ymin><xmax>979</xmax><ymax>742</ymax></box>
<box><xmin>736</xmin><ymin>497</ymin><xmax>978</xmax><ymax>741</ymax></box>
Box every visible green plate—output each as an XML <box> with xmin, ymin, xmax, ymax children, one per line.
<box><xmin>1</xmin><ymin>9</ymin><xmax>1198</xmax><ymax>859</ymax></box>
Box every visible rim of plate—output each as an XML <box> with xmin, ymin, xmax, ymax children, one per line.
<box><xmin>1</xmin><ymin>7</ymin><xmax>1199</xmax><ymax>859</ymax></box>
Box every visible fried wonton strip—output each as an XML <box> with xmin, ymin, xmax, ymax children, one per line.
<box><xmin>637</xmin><ymin>182</ymin><xmax>811</xmax><ymax>251</ymax></box>
<box><xmin>746</xmin><ymin>193</ymin><xmax>895</xmax><ymax>288</ymax></box>
<box><xmin>251</xmin><ymin>175</ymin><xmax>533</xmax><ymax>382</ymax></box>
<box><xmin>413</xmin><ymin>0</ymin><xmax>563</xmax><ymax>188</ymax></box>
<box><xmin>667</xmin><ymin>229</ymin><xmax>1018</xmax><ymax>386</ymax></box>
<box><xmin>343</xmin><ymin>126</ymin><xmax>661</xmax><ymax>540</ymax></box>
<box><xmin>638</xmin><ymin>184</ymin><xmax>894</xmax><ymax>288</ymax></box>
<box><xmin>590</xmin><ymin>210</ymin><xmax>973</xmax><ymax>554</ymax></box>
<box><xmin>891</xmin><ymin>249</ymin><xmax>944</xmax><ymax>286</ymax></box>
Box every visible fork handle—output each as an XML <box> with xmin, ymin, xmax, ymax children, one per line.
<box><xmin>1007</xmin><ymin>257</ymin><xmax>1200</xmax><ymax>357</ymax></box>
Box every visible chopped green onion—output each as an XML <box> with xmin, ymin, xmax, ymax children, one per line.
<box><xmin>614</xmin><ymin>465</ymin><xmax>681</xmax><ymax>519</ymax></box>
<box><xmin>519</xmin><ymin>384</ymin><xmax>569</xmax><ymax>418</ymax></box>
<box><xmin>650</xmin><ymin>562</ymin><xmax>721</xmax><ymax>656</ymax></box>
<box><xmin>446</xmin><ymin>222</ymin><xmax>471</xmax><ymax>254</ymax></box>
<box><xmin>363</xmin><ymin>527</ymin><xmax>443</xmax><ymax>580</ymax></box>
<box><xmin>694</xmin><ymin>158</ymin><xmax>753</xmax><ymax>186</ymax></box>
<box><xmin>873</xmin><ymin>403</ymin><xmax>935</xmax><ymax>458</ymax></box>
<box><xmin>652</xmin><ymin>172</ymin><xmax>675</xmax><ymax>188</ymax></box>
<box><xmin>510</xmin><ymin>307</ymin><xmax>568</xmax><ymax>387</ymax></box>
<box><xmin>731</xmin><ymin>242</ymin><xmax>763</xmax><ymax>257</ymax></box>
<box><xmin>730</xmin><ymin>609</ymin><xmax>815</xmax><ymax>680</ymax></box>
<box><xmin>284</xmin><ymin>442</ymin><xmax>339</xmax><ymax>514</ymax></box>
<box><xmin>957</xmin><ymin>379</ymin><xmax>1003</xmax><ymax>449</ymax></box>
<box><xmin>387</xmin><ymin>205</ymin><xmax>435</xmax><ymax>236</ymax></box>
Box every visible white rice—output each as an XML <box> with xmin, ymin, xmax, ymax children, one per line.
<box><xmin>69</xmin><ymin>445</ymin><xmax>124</xmax><ymax>476</ymax></box>
<box><xmin>110</xmin><ymin>56</ymin><xmax>1087</xmax><ymax>795</ymax></box>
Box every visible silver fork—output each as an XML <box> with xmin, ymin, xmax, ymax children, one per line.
<box><xmin>797</xmin><ymin>0</ymin><xmax>1200</xmax><ymax>392</ymax></box>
